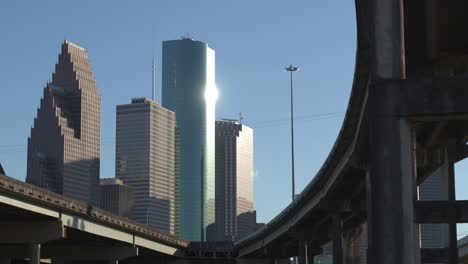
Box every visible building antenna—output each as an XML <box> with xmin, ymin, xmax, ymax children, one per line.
<box><xmin>239</xmin><ymin>112</ymin><xmax>244</xmax><ymax>124</ymax></box>
<box><xmin>152</xmin><ymin>25</ymin><xmax>156</xmax><ymax>101</ymax></box>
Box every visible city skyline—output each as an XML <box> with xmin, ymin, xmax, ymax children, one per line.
<box><xmin>4</xmin><ymin>1</ymin><xmax>468</xmax><ymax>235</ymax></box>
<box><xmin>17</xmin><ymin>39</ymin><xmax>257</xmax><ymax>242</ymax></box>
<box><xmin>0</xmin><ymin>1</ymin><xmax>357</xmax><ymax>226</ymax></box>
<box><xmin>1</xmin><ymin>1</ymin><xmax>468</xmax><ymax>263</ymax></box>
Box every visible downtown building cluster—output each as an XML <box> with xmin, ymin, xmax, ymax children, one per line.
<box><xmin>26</xmin><ymin>39</ymin><xmax>257</xmax><ymax>242</ymax></box>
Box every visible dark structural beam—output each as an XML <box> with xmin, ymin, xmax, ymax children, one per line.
<box><xmin>0</xmin><ymin>221</ymin><xmax>65</xmax><ymax>243</ymax></box>
<box><xmin>0</xmin><ymin>245</ymin><xmax>28</xmax><ymax>258</ymax></box>
<box><xmin>420</xmin><ymin>248</ymin><xmax>449</xmax><ymax>264</ymax></box>
<box><xmin>42</xmin><ymin>246</ymin><xmax>138</xmax><ymax>261</ymax></box>
<box><xmin>415</xmin><ymin>200</ymin><xmax>468</xmax><ymax>223</ymax></box>
<box><xmin>372</xmin><ymin>77</ymin><xmax>468</xmax><ymax>117</ymax></box>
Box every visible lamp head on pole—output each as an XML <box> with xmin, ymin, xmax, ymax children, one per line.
<box><xmin>284</xmin><ymin>65</ymin><xmax>299</xmax><ymax>72</ymax></box>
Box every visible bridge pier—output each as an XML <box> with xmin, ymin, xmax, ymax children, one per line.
<box><xmin>367</xmin><ymin>0</ymin><xmax>421</xmax><ymax>263</ymax></box>
<box><xmin>272</xmin><ymin>258</ymin><xmax>290</xmax><ymax>264</ymax></box>
<box><xmin>332</xmin><ymin>216</ymin><xmax>343</xmax><ymax>264</ymax></box>
<box><xmin>28</xmin><ymin>244</ymin><xmax>40</xmax><ymax>264</ymax></box>
<box><xmin>296</xmin><ymin>240</ymin><xmax>307</xmax><ymax>264</ymax></box>
<box><xmin>368</xmin><ymin>107</ymin><xmax>419</xmax><ymax>264</ymax></box>
<box><xmin>234</xmin><ymin>258</ymin><xmax>276</xmax><ymax>264</ymax></box>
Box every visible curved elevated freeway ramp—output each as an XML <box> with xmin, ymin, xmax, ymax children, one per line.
<box><xmin>236</xmin><ymin>1</ymin><xmax>468</xmax><ymax>264</ymax></box>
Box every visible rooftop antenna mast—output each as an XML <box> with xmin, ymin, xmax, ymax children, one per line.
<box><xmin>152</xmin><ymin>25</ymin><xmax>156</xmax><ymax>101</ymax></box>
<box><xmin>239</xmin><ymin>112</ymin><xmax>244</xmax><ymax>124</ymax></box>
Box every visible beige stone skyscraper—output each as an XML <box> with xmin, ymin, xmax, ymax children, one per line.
<box><xmin>116</xmin><ymin>98</ymin><xmax>176</xmax><ymax>235</ymax></box>
<box><xmin>26</xmin><ymin>40</ymin><xmax>101</xmax><ymax>205</ymax></box>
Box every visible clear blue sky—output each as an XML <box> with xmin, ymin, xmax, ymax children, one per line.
<box><xmin>1</xmin><ymin>0</ymin><xmax>468</xmax><ymax>236</ymax></box>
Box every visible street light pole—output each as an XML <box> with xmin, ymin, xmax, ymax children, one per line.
<box><xmin>285</xmin><ymin>65</ymin><xmax>299</xmax><ymax>202</ymax></box>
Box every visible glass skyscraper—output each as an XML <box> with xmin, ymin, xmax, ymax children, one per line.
<box><xmin>26</xmin><ymin>40</ymin><xmax>101</xmax><ymax>205</ymax></box>
<box><xmin>162</xmin><ymin>38</ymin><xmax>217</xmax><ymax>241</ymax></box>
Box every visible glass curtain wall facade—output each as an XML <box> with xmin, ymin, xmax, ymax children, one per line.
<box><xmin>116</xmin><ymin>98</ymin><xmax>176</xmax><ymax>235</ymax></box>
<box><xmin>26</xmin><ymin>40</ymin><xmax>101</xmax><ymax>205</ymax></box>
<box><xmin>214</xmin><ymin>120</ymin><xmax>255</xmax><ymax>241</ymax></box>
<box><xmin>162</xmin><ymin>38</ymin><xmax>216</xmax><ymax>241</ymax></box>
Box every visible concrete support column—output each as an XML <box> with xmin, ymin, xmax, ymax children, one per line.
<box><xmin>367</xmin><ymin>0</ymin><xmax>418</xmax><ymax>261</ymax></box>
<box><xmin>332</xmin><ymin>216</ymin><xmax>343</xmax><ymax>264</ymax></box>
<box><xmin>297</xmin><ymin>240</ymin><xmax>308</xmax><ymax>264</ymax></box>
<box><xmin>51</xmin><ymin>258</ymin><xmax>64</xmax><ymax>264</ymax></box>
<box><xmin>273</xmin><ymin>258</ymin><xmax>290</xmax><ymax>264</ymax></box>
<box><xmin>367</xmin><ymin>111</ymin><xmax>418</xmax><ymax>263</ymax></box>
<box><xmin>369</xmin><ymin>0</ymin><xmax>406</xmax><ymax>80</ymax></box>
<box><xmin>28</xmin><ymin>244</ymin><xmax>40</xmax><ymax>264</ymax></box>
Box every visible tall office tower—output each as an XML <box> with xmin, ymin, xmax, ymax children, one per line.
<box><xmin>99</xmin><ymin>178</ymin><xmax>134</xmax><ymax>218</ymax></box>
<box><xmin>162</xmin><ymin>38</ymin><xmax>217</xmax><ymax>241</ymax></box>
<box><xmin>116</xmin><ymin>98</ymin><xmax>176</xmax><ymax>235</ymax></box>
<box><xmin>26</xmin><ymin>40</ymin><xmax>101</xmax><ymax>205</ymax></box>
<box><xmin>214</xmin><ymin>120</ymin><xmax>254</xmax><ymax>241</ymax></box>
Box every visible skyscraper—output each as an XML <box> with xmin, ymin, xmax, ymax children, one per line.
<box><xmin>116</xmin><ymin>98</ymin><xmax>176</xmax><ymax>235</ymax></box>
<box><xmin>26</xmin><ymin>40</ymin><xmax>101</xmax><ymax>205</ymax></box>
<box><xmin>214</xmin><ymin>120</ymin><xmax>255</xmax><ymax>241</ymax></box>
<box><xmin>162</xmin><ymin>37</ymin><xmax>217</xmax><ymax>241</ymax></box>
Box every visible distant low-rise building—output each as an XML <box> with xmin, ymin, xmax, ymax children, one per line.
<box><xmin>99</xmin><ymin>178</ymin><xmax>134</xmax><ymax>218</ymax></box>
